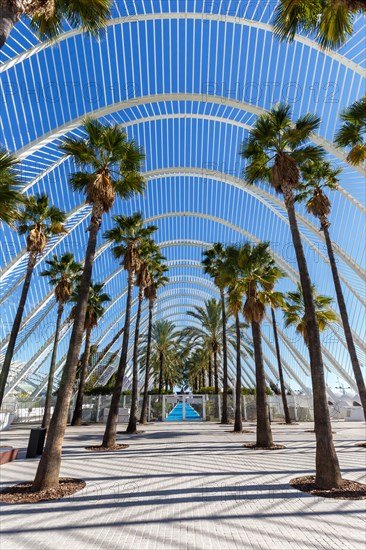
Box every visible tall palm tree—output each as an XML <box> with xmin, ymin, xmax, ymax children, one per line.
<box><xmin>241</xmin><ymin>103</ymin><xmax>342</xmax><ymax>488</ymax></box>
<box><xmin>273</xmin><ymin>0</ymin><xmax>365</xmax><ymax>49</ymax></box>
<box><xmin>0</xmin><ymin>148</ymin><xmax>23</xmax><ymax>225</ymax></box>
<box><xmin>150</xmin><ymin>320</ymin><xmax>179</xmax><ymax>394</ymax></box>
<box><xmin>202</xmin><ymin>244</ymin><xmax>230</xmax><ymax>423</ymax></box>
<box><xmin>139</xmin><ymin>265</ymin><xmax>169</xmax><ymax>424</ymax></box>
<box><xmin>126</xmin><ymin>239</ymin><xmax>160</xmax><ymax>434</ymax></box>
<box><xmin>334</xmin><ymin>96</ymin><xmax>366</xmax><ymax>166</ymax></box>
<box><xmin>33</xmin><ymin>121</ymin><xmax>145</xmax><ymax>492</ymax></box>
<box><xmin>40</xmin><ymin>253</ymin><xmax>82</xmax><ymax>428</ymax></box>
<box><xmin>217</xmin><ymin>246</ymin><xmax>247</xmax><ymax>433</ymax></box>
<box><xmin>270</xmin><ymin>300</ymin><xmax>292</xmax><ymax>425</ymax></box>
<box><xmin>297</xmin><ymin>159</ymin><xmax>366</xmax><ymax>418</ymax></box>
<box><xmin>183</xmin><ymin>299</ymin><xmax>223</xmax><ymax>393</ymax></box>
<box><xmin>0</xmin><ymin>194</ymin><xmax>66</xmax><ymax>407</ymax></box>
<box><xmin>71</xmin><ymin>282</ymin><xmax>110</xmax><ymax>426</ymax></box>
<box><xmin>284</xmin><ymin>283</ymin><xmax>337</xmax><ymax>346</ymax></box>
<box><xmin>0</xmin><ymin>0</ymin><xmax>112</xmax><ymax>49</ymax></box>
<box><xmin>102</xmin><ymin>213</ymin><xmax>156</xmax><ymax>447</ymax></box>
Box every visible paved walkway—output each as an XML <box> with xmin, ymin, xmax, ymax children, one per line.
<box><xmin>0</xmin><ymin>421</ymin><xmax>365</xmax><ymax>549</ymax></box>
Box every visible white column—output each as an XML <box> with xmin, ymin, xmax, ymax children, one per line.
<box><xmin>202</xmin><ymin>395</ymin><xmax>206</xmax><ymax>421</ymax></box>
<box><xmin>183</xmin><ymin>397</ymin><xmax>186</xmax><ymax>420</ymax></box>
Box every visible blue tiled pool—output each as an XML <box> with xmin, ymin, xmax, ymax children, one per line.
<box><xmin>165</xmin><ymin>401</ymin><xmax>202</xmax><ymax>421</ymax></box>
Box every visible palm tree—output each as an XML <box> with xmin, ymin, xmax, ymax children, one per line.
<box><xmin>182</xmin><ymin>299</ymin><xmax>223</xmax><ymax>393</ymax></box>
<box><xmin>273</xmin><ymin>0</ymin><xmax>365</xmax><ymax>49</ymax></box>
<box><xmin>334</xmin><ymin>96</ymin><xmax>366</xmax><ymax>166</ymax></box>
<box><xmin>0</xmin><ymin>148</ymin><xmax>23</xmax><ymax>225</ymax></box>
<box><xmin>139</xmin><ymin>265</ymin><xmax>169</xmax><ymax>425</ymax></box>
<box><xmin>40</xmin><ymin>253</ymin><xmax>82</xmax><ymax>428</ymax></box>
<box><xmin>241</xmin><ymin>103</ymin><xmax>342</xmax><ymax>488</ymax></box>
<box><xmin>0</xmin><ymin>194</ymin><xmax>66</xmax><ymax>407</ymax></box>
<box><xmin>126</xmin><ymin>239</ymin><xmax>160</xmax><ymax>434</ymax></box>
<box><xmin>71</xmin><ymin>282</ymin><xmax>110</xmax><ymax>426</ymax></box>
<box><xmin>217</xmin><ymin>246</ymin><xmax>246</xmax><ymax>433</ymax></box>
<box><xmin>102</xmin><ymin>213</ymin><xmax>157</xmax><ymax>447</ymax></box>
<box><xmin>240</xmin><ymin>242</ymin><xmax>284</xmax><ymax>447</ymax></box>
<box><xmin>284</xmin><ymin>283</ymin><xmax>337</xmax><ymax>346</ymax></box>
<box><xmin>0</xmin><ymin>0</ymin><xmax>112</xmax><ymax>50</ymax></box>
<box><xmin>297</xmin><ymin>159</ymin><xmax>366</xmax><ymax>418</ymax></box>
<box><xmin>202</xmin><ymin>244</ymin><xmax>230</xmax><ymax>423</ymax></box>
<box><xmin>270</xmin><ymin>302</ymin><xmax>292</xmax><ymax>425</ymax></box>
<box><xmin>150</xmin><ymin>321</ymin><xmax>179</xmax><ymax>394</ymax></box>
<box><xmin>33</xmin><ymin>121</ymin><xmax>145</xmax><ymax>492</ymax></box>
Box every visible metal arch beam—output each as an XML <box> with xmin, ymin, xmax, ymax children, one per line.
<box><xmin>159</xmin><ymin>254</ymin><xmax>364</xmax><ymax>359</ymax></box>
<box><xmin>27</xmin><ymin>275</ymin><xmax>222</xmax><ymax>397</ymax></box>
<box><xmin>15</xmin><ymin>93</ymin><xmax>366</xmax><ymax>182</ymax></box>
<box><xmin>3</xmin><ymin>168</ymin><xmax>363</xmax><ymax>304</ymax></box>
<box><xmin>126</xmin><ymin>299</ymin><xmax>257</xmax><ymax>389</ymax></box>
<box><xmin>145</xmin><ymin>168</ymin><xmax>365</xmax><ymax>283</ymax></box>
<box><xmin>3</xmin><ymin>209</ymin><xmax>363</xmax><ymax>372</ymax></box>
<box><xmin>127</xmin><ymin>293</ymin><xmax>256</xmax><ymax>389</ymax></box>
<box><xmin>20</xmin><ymin>111</ymin><xmax>366</xmax><ymax>219</ymax></box>
<box><xmin>2</xmin><ymin>12</ymin><xmax>364</xmax><ymax>76</ymax></box>
<box><xmin>4</xmin><ymin>213</ymin><xmax>363</xmax><ymax>381</ymax></box>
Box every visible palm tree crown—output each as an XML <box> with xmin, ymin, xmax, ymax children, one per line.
<box><xmin>241</xmin><ymin>103</ymin><xmax>324</xmax><ymax>194</ymax></box>
<box><xmin>334</xmin><ymin>96</ymin><xmax>366</xmax><ymax>166</ymax></box>
<box><xmin>41</xmin><ymin>252</ymin><xmax>82</xmax><ymax>304</ymax></box>
<box><xmin>297</xmin><ymin>159</ymin><xmax>341</xmax><ymax>227</ymax></box>
<box><xmin>0</xmin><ymin>148</ymin><xmax>23</xmax><ymax>226</ymax></box>
<box><xmin>27</xmin><ymin>0</ymin><xmax>112</xmax><ymax>41</ymax></box>
<box><xmin>70</xmin><ymin>281</ymin><xmax>111</xmax><ymax>331</ymax></box>
<box><xmin>284</xmin><ymin>283</ymin><xmax>337</xmax><ymax>346</ymax></box>
<box><xmin>104</xmin><ymin>212</ymin><xmax>158</xmax><ymax>274</ymax></box>
<box><xmin>60</xmin><ymin>119</ymin><xmax>145</xmax><ymax>227</ymax></box>
<box><xmin>273</xmin><ymin>0</ymin><xmax>365</xmax><ymax>49</ymax></box>
<box><xmin>18</xmin><ymin>194</ymin><xmax>66</xmax><ymax>254</ymax></box>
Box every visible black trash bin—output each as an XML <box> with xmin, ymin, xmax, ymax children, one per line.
<box><xmin>26</xmin><ymin>427</ymin><xmax>47</xmax><ymax>458</ymax></box>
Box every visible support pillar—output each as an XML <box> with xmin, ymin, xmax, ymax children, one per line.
<box><xmin>162</xmin><ymin>395</ymin><xmax>166</xmax><ymax>421</ymax></box>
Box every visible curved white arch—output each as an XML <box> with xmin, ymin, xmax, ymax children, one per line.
<box><xmin>2</xmin><ymin>12</ymin><xmax>363</xmax><ymax>76</ymax></box>
<box><xmin>16</xmin><ymin>93</ymin><xmax>365</xmax><ymax>183</ymax></box>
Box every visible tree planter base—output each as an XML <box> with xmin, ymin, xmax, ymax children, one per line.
<box><xmin>0</xmin><ymin>478</ymin><xmax>85</xmax><ymax>504</ymax></box>
<box><xmin>85</xmin><ymin>444</ymin><xmax>129</xmax><ymax>452</ymax></box>
<box><xmin>242</xmin><ymin>443</ymin><xmax>286</xmax><ymax>450</ymax></box>
<box><xmin>290</xmin><ymin>476</ymin><xmax>366</xmax><ymax>500</ymax></box>
<box><xmin>355</xmin><ymin>442</ymin><xmax>366</xmax><ymax>448</ymax></box>
<box><xmin>0</xmin><ymin>447</ymin><xmax>19</xmax><ymax>465</ymax></box>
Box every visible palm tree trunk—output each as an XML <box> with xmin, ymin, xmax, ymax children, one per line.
<box><xmin>220</xmin><ymin>289</ymin><xmax>229</xmax><ymax>424</ymax></box>
<box><xmin>322</xmin><ymin>221</ymin><xmax>366</xmax><ymax>418</ymax></box>
<box><xmin>252</xmin><ymin>320</ymin><xmax>274</xmax><ymax>447</ymax></box>
<box><xmin>208</xmin><ymin>355</ymin><xmax>212</xmax><ymax>387</ymax></box>
<box><xmin>102</xmin><ymin>270</ymin><xmax>134</xmax><ymax>448</ymax></box>
<box><xmin>0</xmin><ymin>0</ymin><xmax>22</xmax><ymax>50</ymax></box>
<box><xmin>214</xmin><ymin>351</ymin><xmax>219</xmax><ymax>394</ymax></box>
<box><xmin>234</xmin><ymin>314</ymin><xmax>242</xmax><ymax>433</ymax></box>
<box><xmin>282</xmin><ymin>183</ymin><xmax>341</xmax><ymax>489</ymax></box>
<box><xmin>158</xmin><ymin>352</ymin><xmax>164</xmax><ymax>395</ymax></box>
<box><xmin>140</xmin><ymin>300</ymin><xmax>154</xmax><ymax>424</ymax></box>
<box><xmin>32</xmin><ymin>217</ymin><xmax>100</xmax><ymax>491</ymax></box>
<box><xmin>71</xmin><ymin>327</ymin><xmax>92</xmax><ymax>427</ymax></box>
<box><xmin>0</xmin><ymin>252</ymin><xmax>37</xmax><ymax>407</ymax></box>
<box><xmin>42</xmin><ymin>302</ymin><xmax>64</xmax><ymax>429</ymax></box>
<box><xmin>271</xmin><ymin>307</ymin><xmax>292</xmax><ymax>424</ymax></box>
<box><xmin>127</xmin><ymin>286</ymin><xmax>144</xmax><ymax>433</ymax></box>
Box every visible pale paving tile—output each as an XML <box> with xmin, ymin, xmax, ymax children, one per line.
<box><xmin>0</xmin><ymin>420</ymin><xmax>365</xmax><ymax>550</ymax></box>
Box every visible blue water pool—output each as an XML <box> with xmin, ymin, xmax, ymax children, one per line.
<box><xmin>165</xmin><ymin>401</ymin><xmax>202</xmax><ymax>421</ymax></box>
